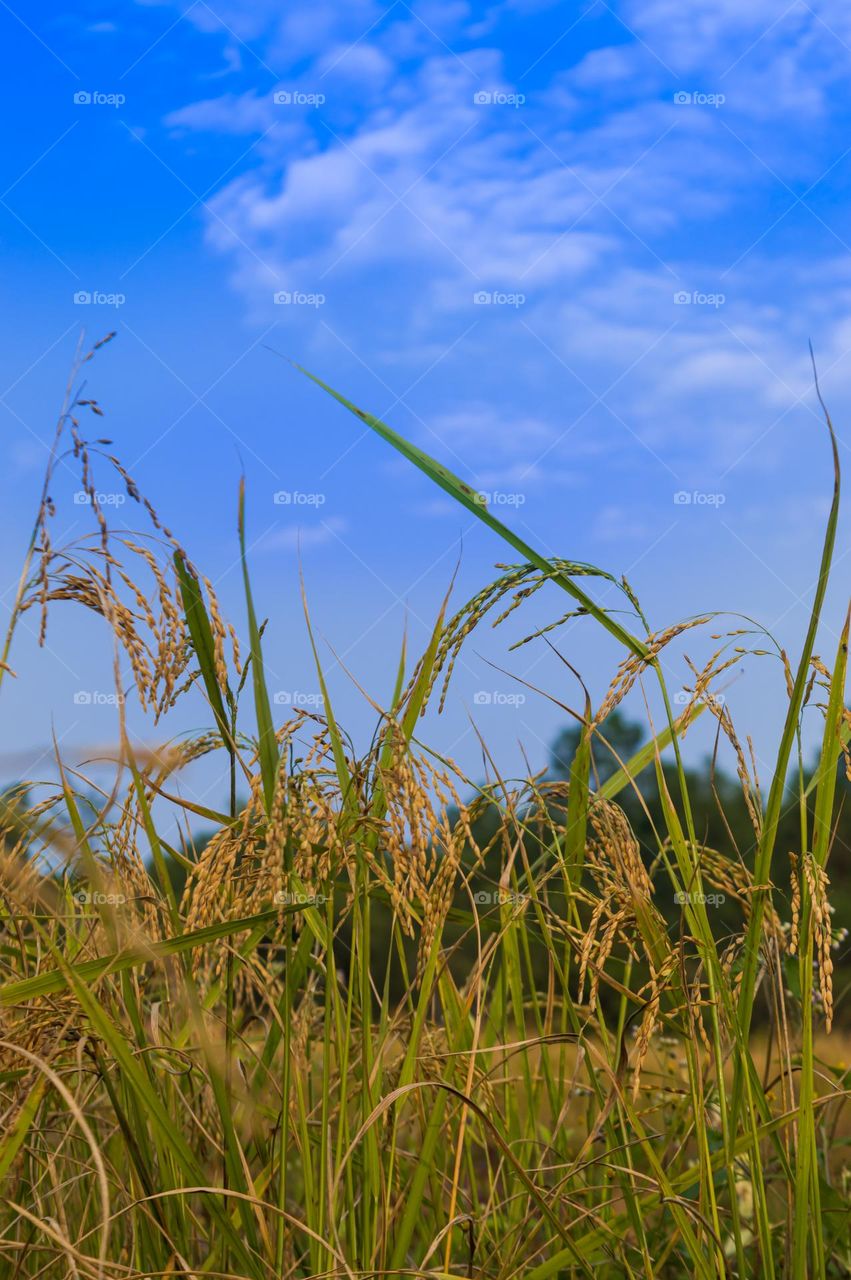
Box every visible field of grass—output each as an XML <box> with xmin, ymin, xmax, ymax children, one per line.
<box><xmin>1</xmin><ymin>338</ymin><xmax>851</xmax><ymax>1278</ymax></box>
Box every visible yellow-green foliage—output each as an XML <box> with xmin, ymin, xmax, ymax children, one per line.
<box><xmin>0</xmin><ymin>343</ymin><xmax>849</xmax><ymax>1278</ymax></box>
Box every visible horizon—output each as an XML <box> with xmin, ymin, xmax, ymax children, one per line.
<box><xmin>4</xmin><ymin>0</ymin><xmax>851</xmax><ymax>815</ymax></box>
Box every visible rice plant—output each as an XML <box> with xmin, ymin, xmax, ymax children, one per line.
<box><xmin>0</xmin><ymin>336</ymin><xmax>849</xmax><ymax>1278</ymax></box>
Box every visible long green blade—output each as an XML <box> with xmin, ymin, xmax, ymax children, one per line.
<box><xmin>296</xmin><ymin>364</ymin><xmax>648</xmax><ymax>659</ymax></box>
<box><xmin>238</xmin><ymin>478</ymin><xmax>279</xmax><ymax>812</ymax></box>
<box><xmin>0</xmin><ymin>908</ymin><xmax>284</xmax><ymax>1005</ymax></box>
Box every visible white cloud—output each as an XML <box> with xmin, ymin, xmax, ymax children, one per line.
<box><xmin>150</xmin><ymin>0</ymin><xmax>851</xmax><ymax>486</ymax></box>
<box><xmin>316</xmin><ymin>42</ymin><xmax>394</xmax><ymax>89</ymax></box>
<box><xmin>262</xmin><ymin>516</ymin><xmax>348</xmax><ymax>550</ymax></box>
<box><xmin>166</xmin><ymin>91</ymin><xmax>279</xmax><ymax>134</ymax></box>
<box><xmin>426</xmin><ymin>404</ymin><xmax>556</xmax><ymax>475</ymax></box>
<box><xmin>592</xmin><ymin>503</ymin><xmax>656</xmax><ymax>543</ymax></box>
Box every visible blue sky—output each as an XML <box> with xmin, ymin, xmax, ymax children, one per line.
<box><xmin>4</xmin><ymin>0</ymin><xmax>851</xmax><ymax>808</ymax></box>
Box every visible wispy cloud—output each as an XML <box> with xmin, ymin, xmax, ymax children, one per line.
<box><xmin>261</xmin><ymin>515</ymin><xmax>349</xmax><ymax>549</ymax></box>
<box><xmin>153</xmin><ymin>0</ymin><xmax>851</xmax><ymax>503</ymax></box>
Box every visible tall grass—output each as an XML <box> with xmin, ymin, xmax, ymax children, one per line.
<box><xmin>0</xmin><ymin>338</ymin><xmax>849</xmax><ymax>1278</ymax></box>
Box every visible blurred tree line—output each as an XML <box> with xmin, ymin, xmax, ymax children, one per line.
<box><xmin>7</xmin><ymin>708</ymin><xmax>849</xmax><ymax>1025</ymax></box>
<box><xmin>439</xmin><ymin>710</ymin><xmax>851</xmax><ymax>1026</ymax></box>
